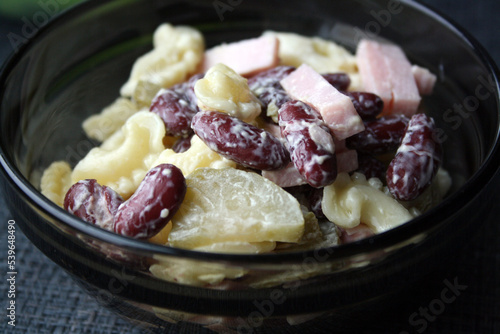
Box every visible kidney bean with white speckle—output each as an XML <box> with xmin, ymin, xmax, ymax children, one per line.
<box><xmin>150</xmin><ymin>89</ymin><xmax>197</xmax><ymax>138</ymax></box>
<box><xmin>149</xmin><ymin>73</ymin><xmax>204</xmax><ymax>138</ymax></box>
<box><xmin>248</xmin><ymin>66</ymin><xmax>296</xmax><ymax>92</ymax></box>
<box><xmin>344</xmin><ymin>91</ymin><xmax>384</xmax><ymax>120</ymax></box>
<box><xmin>173</xmin><ymin>73</ymin><xmax>204</xmax><ymax>112</ymax></box>
<box><xmin>248</xmin><ymin>66</ymin><xmax>295</xmax><ymax>116</ymax></box>
<box><xmin>64</xmin><ymin>179</ymin><xmax>124</xmax><ymax>231</ymax></box>
<box><xmin>191</xmin><ymin>110</ymin><xmax>290</xmax><ymax>170</ymax></box>
<box><xmin>172</xmin><ymin>136</ymin><xmax>192</xmax><ymax>153</ymax></box>
<box><xmin>279</xmin><ymin>100</ymin><xmax>337</xmax><ymax>188</ymax></box>
<box><xmin>346</xmin><ymin>114</ymin><xmax>410</xmax><ymax>155</ymax></box>
<box><xmin>386</xmin><ymin>113</ymin><xmax>441</xmax><ymax>201</ymax></box>
<box><xmin>114</xmin><ymin>164</ymin><xmax>186</xmax><ymax>239</ymax></box>
<box><xmin>322</xmin><ymin>73</ymin><xmax>351</xmax><ymax>91</ymax></box>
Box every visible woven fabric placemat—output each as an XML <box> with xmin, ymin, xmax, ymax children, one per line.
<box><xmin>0</xmin><ymin>199</ymin><xmax>143</xmax><ymax>334</ymax></box>
<box><xmin>1</xmin><ymin>0</ymin><xmax>499</xmax><ymax>333</ymax></box>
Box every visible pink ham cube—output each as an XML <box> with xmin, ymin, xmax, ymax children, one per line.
<box><xmin>412</xmin><ymin>65</ymin><xmax>437</xmax><ymax>95</ymax></box>
<box><xmin>280</xmin><ymin>64</ymin><xmax>365</xmax><ymax>140</ymax></box>
<box><xmin>202</xmin><ymin>35</ymin><xmax>279</xmax><ymax>77</ymax></box>
<box><xmin>356</xmin><ymin>39</ymin><xmax>421</xmax><ymax>117</ymax></box>
<box><xmin>333</xmin><ymin>138</ymin><xmax>358</xmax><ymax>173</ymax></box>
<box><xmin>261</xmin><ymin>162</ymin><xmax>307</xmax><ymax>188</ymax></box>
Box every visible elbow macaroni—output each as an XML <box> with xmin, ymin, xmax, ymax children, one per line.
<box><xmin>82</xmin><ymin>97</ymin><xmax>140</xmax><ymax>142</ymax></box>
<box><xmin>194</xmin><ymin>63</ymin><xmax>262</xmax><ymax>122</ymax></box>
<box><xmin>263</xmin><ymin>31</ymin><xmax>361</xmax><ymax>90</ymax></box>
<box><xmin>120</xmin><ymin>24</ymin><xmax>205</xmax><ymax>107</ymax></box>
<box><xmin>150</xmin><ymin>135</ymin><xmax>236</xmax><ymax>176</ymax></box>
<box><xmin>322</xmin><ymin>172</ymin><xmax>413</xmax><ymax>233</ymax></box>
<box><xmin>71</xmin><ymin>111</ymin><xmax>166</xmax><ymax>199</ymax></box>
<box><xmin>67</xmin><ymin>119</ymin><xmax>237</xmax><ymax>203</ymax></box>
<box><xmin>40</xmin><ymin>161</ymin><xmax>73</xmax><ymax>207</ymax></box>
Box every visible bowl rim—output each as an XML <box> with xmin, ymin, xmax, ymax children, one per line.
<box><xmin>1</xmin><ymin>0</ymin><xmax>500</xmax><ymax>265</ymax></box>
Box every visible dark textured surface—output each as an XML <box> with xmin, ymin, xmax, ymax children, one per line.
<box><xmin>0</xmin><ymin>0</ymin><xmax>499</xmax><ymax>333</ymax></box>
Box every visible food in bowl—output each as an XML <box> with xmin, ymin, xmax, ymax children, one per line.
<box><xmin>39</xmin><ymin>23</ymin><xmax>450</xmax><ymax>267</ymax></box>
<box><xmin>2</xmin><ymin>0</ymin><xmax>498</xmax><ymax>332</ymax></box>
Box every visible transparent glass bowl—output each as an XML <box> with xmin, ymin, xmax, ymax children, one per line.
<box><xmin>0</xmin><ymin>0</ymin><xmax>499</xmax><ymax>332</ymax></box>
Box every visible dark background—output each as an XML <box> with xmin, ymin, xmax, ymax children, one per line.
<box><xmin>0</xmin><ymin>0</ymin><xmax>499</xmax><ymax>333</ymax></box>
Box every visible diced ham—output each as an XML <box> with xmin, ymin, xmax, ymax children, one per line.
<box><xmin>412</xmin><ymin>65</ymin><xmax>437</xmax><ymax>95</ymax></box>
<box><xmin>202</xmin><ymin>35</ymin><xmax>280</xmax><ymax>77</ymax></box>
<box><xmin>356</xmin><ymin>39</ymin><xmax>421</xmax><ymax>117</ymax></box>
<box><xmin>333</xmin><ymin>138</ymin><xmax>358</xmax><ymax>173</ymax></box>
<box><xmin>280</xmin><ymin>64</ymin><xmax>365</xmax><ymax>140</ymax></box>
<box><xmin>355</xmin><ymin>42</ymin><xmax>393</xmax><ymax>107</ymax></box>
<box><xmin>262</xmin><ymin>162</ymin><xmax>307</xmax><ymax>188</ymax></box>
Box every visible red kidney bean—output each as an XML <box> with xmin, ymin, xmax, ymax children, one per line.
<box><xmin>150</xmin><ymin>73</ymin><xmax>204</xmax><ymax>138</ymax></box>
<box><xmin>322</xmin><ymin>73</ymin><xmax>351</xmax><ymax>91</ymax></box>
<box><xmin>355</xmin><ymin>153</ymin><xmax>387</xmax><ymax>181</ymax></box>
<box><xmin>172</xmin><ymin>136</ymin><xmax>192</xmax><ymax>153</ymax></box>
<box><xmin>344</xmin><ymin>91</ymin><xmax>384</xmax><ymax>120</ymax></box>
<box><xmin>248</xmin><ymin>66</ymin><xmax>295</xmax><ymax>116</ymax></box>
<box><xmin>258</xmin><ymin>88</ymin><xmax>292</xmax><ymax>115</ymax></box>
<box><xmin>279</xmin><ymin>100</ymin><xmax>337</xmax><ymax>188</ymax></box>
<box><xmin>114</xmin><ymin>164</ymin><xmax>187</xmax><ymax>239</ymax></box>
<box><xmin>150</xmin><ymin>89</ymin><xmax>197</xmax><ymax>138</ymax></box>
<box><xmin>149</xmin><ymin>73</ymin><xmax>203</xmax><ymax>138</ymax></box>
<box><xmin>64</xmin><ymin>179</ymin><xmax>123</xmax><ymax>231</ymax></box>
<box><xmin>191</xmin><ymin>110</ymin><xmax>290</xmax><ymax>170</ymax></box>
<box><xmin>172</xmin><ymin>73</ymin><xmax>204</xmax><ymax>112</ymax></box>
<box><xmin>346</xmin><ymin>114</ymin><xmax>410</xmax><ymax>155</ymax></box>
<box><xmin>386</xmin><ymin>113</ymin><xmax>441</xmax><ymax>201</ymax></box>
<box><xmin>248</xmin><ymin>65</ymin><xmax>296</xmax><ymax>91</ymax></box>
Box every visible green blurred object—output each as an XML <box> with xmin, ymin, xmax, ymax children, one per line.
<box><xmin>0</xmin><ymin>0</ymin><xmax>84</xmax><ymax>18</ymax></box>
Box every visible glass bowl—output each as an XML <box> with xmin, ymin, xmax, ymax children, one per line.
<box><xmin>0</xmin><ymin>0</ymin><xmax>499</xmax><ymax>332</ymax></box>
